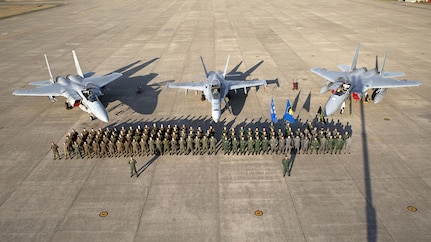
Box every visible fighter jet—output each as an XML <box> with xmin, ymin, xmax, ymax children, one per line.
<box><xmin>13</xmin><ymin>51</ymin><xmax>122</xmax><ymax>122</ymax></box>
<box><xmin>310</xmin><ymin>44</ymin><xmax>421</xmax><ymax>116</ymax></box>
<box><xmin>167</xmin><ymin>55</ymin><xmax>267</xmax><ymax>122</ymax></box>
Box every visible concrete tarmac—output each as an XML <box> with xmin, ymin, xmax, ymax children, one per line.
<box><xmin>0</xmin><ymin>0</ymin><xmax>430</xmax><ymax>241</ymax></box>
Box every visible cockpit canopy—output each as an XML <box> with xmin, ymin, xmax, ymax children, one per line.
<box><xmin>211</xmin><ymin>79</ymin><xmax>221</xmax><ymax>99</ymax></box>
<box><xmin>88</xmin><ymin>94</ymin><xmax>99</xmax><ymax>102</ymax></box>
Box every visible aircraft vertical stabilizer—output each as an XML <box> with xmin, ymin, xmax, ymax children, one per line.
<box><xmin>223</xmin><ymin>55</ymin><xmax>230</xmax><ymax>77</ymax></box>
<box><xmin>200</xmin><ymin>56</ymin><xmax>209</xmax><ymax>78</ymax></box>
<box><xmin>379</xmin><ymin>48</ymin><xmax>388</xmax><ymax>77</ymax></box>
<box><xmin>350</xmin><ymin>43</ymin><xmax>360</xmax><ymax>71</ymax></box>
<box><xmin>72</xmin><ymin>50</ymin><xmax>84</xmax><ymax>78</ymax></box>
<box><xmin>44</xmin><ymin>54</ymin><xmax>54</xmax><ymax>83</ymax></box>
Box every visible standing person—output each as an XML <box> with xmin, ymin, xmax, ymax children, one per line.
<box><xmin>155</xmin><ymin>137</ymin><xmax>162</xmax><ymax>156</ymax></box>
<box><xmin>269</xmin><ymin>136</ymin><xmax>278</xmax><ymax>154</ymax></box>
<box><xmin>345</xmin><ymin>135</ymin><xmax>352</xmax><ymax>154</ymax></box>
<box><xmin>319</xmin><ymin>136</ymin><xmax>327</xmax><ymax>154</ymax></box>
<box><xmin>293</xmin><ymin>136</ymin><xmax>301</xmax><ymax>154</ymax></box>
<box><xmin>201</xmin><ymin>136</ymin><xmax>209</xmax><ymax>155</ymax></box>
<box><xmin>116</xmin><ymin>140</ymin><xmax>124</xmax><ymax>157</ymax></box>
<box><xmin>327</xmin><ymin>135</ymin><xmax>335</xmax><ymax>154</ymax></box>
<box><xmin>140</xmin><ymin>138</ymin><xmax>148</xmax><ymax>156</ymax></box>
<box><xmin>92</xmin><ymin>141</ymin><xmax>99</xmax><ymax>158</ymax></box>
<box><xmin>73</xmin><ymin>141</ymin><xmax>82</xmax><ymax>159</ymax></box>
<box><xmin>254</xmin><ymin>136</ymin><xmax>261</xmax><ymax>155</ymax></box>
<box><xmin>132</xmin><ymin>139</ymin><xmax>140</xmax><ymax>156</ymax></box>
<box><xmin>247</xmin><ymin>137</ymin><xmax>255</xmax><ymax>155</ymax></box>
<box><xmin>83</xmin><ymin>141</ymin><xmax>91</xmax><ymax>158</ymax></box>
<box><xmin>128</xmin><ymin>157</ymin><xmax>138</xmax><ymax>177</ymax></box>
<box><xmin>310</xmin><ymin>137</ymin><xmax>320</xmax><ymax>155</ymax></box>
<box><xmin>170</xmin><ymin>137</ymin><xmax>178</xmax><ymax>155</ymax></box>
<box><xmin>261</xmin><ymin>136</ymin><xmax>269</xmax><ymax>155</ymax></box>
<box><xmin>336</xmin><ymin>135</ymin><xmax>345</xmax><ymax>154</ymax></box>
<box><xmin>301</xmin><ymin>136</ymin><xmax>309</xmax><ymax>155</ymax></box>
<box><xmin>148</xmin><ymin>137</ymin><xmax>155</xmax><ymax>155</ymax></box>
<box><xmin>193</xmin><ymin>136</ymin><xmax>201</xmax><ymax>155</ymax></box>
<box><xmin>63</xmin><ymin>142</ymin><xmax>70</xmax><ymax>159</ymax></box>
<box><xmin>51</xmin><ymin>142</ymin><xmax>60</xmax><ymax>160</ymax></box>
<box><xmin>278</xmin><ymin>136</ymin><xmax>286</xmax><ymax>155</ymax></box>
<box><xmin>222</xmin><ymin>137</ymin><xmax>230</xmax><ymax>155</ymax></box>
<box><xmin>239</xmin><ymin>137</ymin><xmax>247</xmax><ymax>155</ymax></box>
<box><xmin>209</xmin><ymin>136</ymin><xmax>217</xmax><ymax>155</ymax></box>
<box><xmin>163</xmin><ymin>138</ymin><xmax>170</xmax><ymax>155</ymax></box>
<box><xmin>186</xmin><ymin>136</ymin><xmax>194</xmax><ymax>155</ymax></box>
<box><xmin>179</xmin><ymin>137</ymin><xmax>186</xmax><ymax>155</ymax></box>
<box><xmin>231</xmin><ymin>137</ymin><xmax>239</xmax><ymax>155</ymax></box>
<box><xmin>282</xmin><ymin>155</ymin><xmax>292</xmax><ymax>177</ymax></box>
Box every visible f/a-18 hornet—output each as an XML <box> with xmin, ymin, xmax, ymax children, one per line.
<box><xmin>310</xmin><ymin>44</ymin><xmax>421</xmax><ymax>116</ymax></box>
<box><xmin>13</xmin><ymin>51</ymin><xmax>122</xmax><ymax>122</ymax></box>
<box><xmin>167</xmin><ymin>55</ymin><xmax>267</xmax><ymax>122</ymax></box>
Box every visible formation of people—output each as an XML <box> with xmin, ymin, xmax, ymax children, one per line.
<box><xmin>50</xmin><ymin>120</ymin><xmax>353</xmax><ymax>160</ymax></box>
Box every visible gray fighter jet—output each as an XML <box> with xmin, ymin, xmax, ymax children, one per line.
<box><xmin>13</xmin><ymin>51</ymin><xmax>122</xmax><ymax>122</ymax></box>
<box><xmin>167</xmin><ymin>55</ymin><xmax>267</xmax><ymax>122</ymax></box>
<box><xmin>310</xmin><ymin>43</ymin><xmax>422</xmax><ymax>116</ymax></box>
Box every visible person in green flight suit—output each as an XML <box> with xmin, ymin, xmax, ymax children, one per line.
<box><xmin>282</xmin><ymin>155</ymin><xmax>292</xmax><ymax>177</ymax></box>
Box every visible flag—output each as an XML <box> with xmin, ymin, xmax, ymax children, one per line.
<box><xmin>283</xmin><ymin>100</ymin><xmax>295</xmax><ymax>123</ymax></box>
<box><xmin>270</xmin><ymin>98</ymin><xmax>278</xmax><ymax>123</ymax></box>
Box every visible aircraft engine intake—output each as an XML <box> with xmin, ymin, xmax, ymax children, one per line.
<box><xmin>67</xmin><ymin>74</ymin><xmax>83</xmax><ymax>84</ymax></box>
<box><xmin>320</xmin><ymin>80</ymin><xmax>332</xmax><ymax>94</ymax></box>
<box><xmin>371</xmin><ymin>88</ymin><xmax>387</xmax><ymax>104</ymax></box>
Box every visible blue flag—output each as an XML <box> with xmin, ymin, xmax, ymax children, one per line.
<box><xmin>283</xmin><ymin>100</ymin><xmax>295</xmax><ymax>123</ymax></box>
<box><xmin>270</xmin><ymin>98</ymin><xmax>278</xmax><ymax>123</ymax></box>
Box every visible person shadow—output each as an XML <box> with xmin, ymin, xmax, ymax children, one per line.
<box><xmin>137</xmin><ymin>155</ymin><xmax>158</xmax><ymax>176</ymax></box>
<box><xmin>288</xmin><ymin>148</ymin><xmax>298</xmax><ymax>176</ymax></box>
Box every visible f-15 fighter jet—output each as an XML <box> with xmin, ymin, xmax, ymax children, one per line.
<box><xmin>310</xmin><ymin>44</ymin><xmax>421</xmax><ymax>116</ymax></box>
<box><xmin>167</xmin><ymin>55</ymin><xmax>267</xmax><ymax>122</ymax></box>
<box><xmin>13</xmin><ymin>51</ymin><xmax>122</xmax><ymax>122</ymax></box>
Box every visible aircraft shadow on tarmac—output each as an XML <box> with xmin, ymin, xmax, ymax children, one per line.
<box><xmin>223</xmin><ymin>60</ymin><xmax>279</xmax><ymax>116</ymax></box>
<box><xmin>102</xmin><ymin>58</ymin><xmax>160</xmax><ymax>115</ymax></box>
<box><xmin>359</xmin><ymin>99</ymin><xmax>376</xmax><ymax>242</ymax></box>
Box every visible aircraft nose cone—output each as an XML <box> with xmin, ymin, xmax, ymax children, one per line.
<box><xmin>97</xmin><ymin>113</ymin><xmax>109</xmax><ymax>123</ymax></box>
<box><xmin>88</xmin><ymin>99</ymin><xmax>109</xmax><ymax>123</ymax></box>
<box><xmin>93</xmin><ymin>107</ymin><xmax>109</xmax><ymax>122</ymax></box>
<box><xmin>324</xmin><ymin>94</ymin><xmax>346</xmax><ymax>116</ymax></box>
<box><xmin>324</xmin><ymin>104</ymin><xmax>337</xmax><ymax>116</ymax></box>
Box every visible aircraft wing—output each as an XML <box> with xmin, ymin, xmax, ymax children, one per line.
<box><xmin>28</xmin><ymin>80</ymin><xmax>53</xmax><ymax>86</ymax></box>
<box><xmin>13</xmin><ymin>83</ymin><xmax>66</xmax><ymax>97</ymax></box>
<box><xmin>166</xmin><ymin>81</ymin><xmax>206</xmax><ymax>91</ymax></box>
<box><xmin>83</xmin><ymin>72</ymin><xmax>122</xmax><ymax>88</ymax></box>
<box><xmin>381</xmin><ymin>71</ymin><xmax>405</xmax><ymax>78</ymax></box>
<box><xmin>368</xmin><ymin>76</ymin><xmax>421</xmax><ymax>89</ymax></box>
<box><xmin>310</xmin><ymin>68</ymin><xmax>345</xmax><ymax>82</ymax></box>
<box><xmin>227</xmin><ymin>80</ymin><xmax>267</xmax><ymax>90</ymax></box>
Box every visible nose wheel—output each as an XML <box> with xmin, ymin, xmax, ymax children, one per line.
<box><xmin>65</xmin><ymin>102</ymin><xmax>73</xmax><ymax>110</ymax></box>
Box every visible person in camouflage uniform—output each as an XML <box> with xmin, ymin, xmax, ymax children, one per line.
<box><xmin>51</xmin><ymin>142</ymin><xmax>60</xmax><ymax>160</ymax></box>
